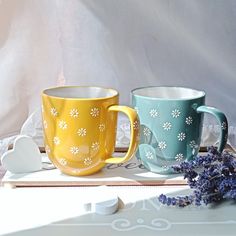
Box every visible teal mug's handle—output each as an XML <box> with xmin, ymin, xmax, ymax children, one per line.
<box><xmin>196</xmin><ymin>106</ymin><xmax>228</xmax><ymax>153</ymax></box>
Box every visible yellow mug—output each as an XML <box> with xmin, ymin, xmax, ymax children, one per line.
<box><xmin>42</xmin><ymin>86</ymin><xmax>140</xmax><ymax>176</ymax></box>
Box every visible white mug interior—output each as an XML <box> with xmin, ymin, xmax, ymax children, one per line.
<box><xmin>132</xmin><ymin>87</ymin><xmax>205</xmax><ymax>100</ymax></box>
<box><xmin>43</xmin><ymin>86</ymin><xmax>118</xmax><ymax>99</ymax></box>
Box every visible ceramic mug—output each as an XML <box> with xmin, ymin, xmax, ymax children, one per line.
<box><xmin>42</xmin><ymin>86</ymin><xmax>139</xmax><ymax>176</ymax></box>
<box><xmin>131</xmin><ymin>86</ymin><xmax>228</xmax><ymax>174</ymax></box>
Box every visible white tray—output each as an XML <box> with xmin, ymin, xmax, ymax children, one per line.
<box><xmin>1</xmin><ymin>154</ymin><xmax>186</xmax><ymax>187</ymax></box>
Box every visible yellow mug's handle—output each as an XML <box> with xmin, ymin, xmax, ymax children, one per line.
<box><xmin>105</xmin><ymin>105</ymin><xmax>140</xmax><ymax>164</ymax></box>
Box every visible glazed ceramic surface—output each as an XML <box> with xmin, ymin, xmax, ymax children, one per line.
<box><xmin>132</xmin><ymin>86</ymin><xmax>228</xmax><ymax>174</ymax></box>
<box><xmin>42</xmin><ymin>86</ymin><xmax>139</xmax><ymax>176</ymax></box>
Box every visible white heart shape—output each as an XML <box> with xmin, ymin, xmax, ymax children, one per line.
<box><xmin>1</xmin><ymin>135</ymin><xmax>42</xmax><ymax>174</ymax></box>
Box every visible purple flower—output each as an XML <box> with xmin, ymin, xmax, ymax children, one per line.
<box><xmin>158</xmin><ymin>147</ymin><xmax>236</xmax><ymax>207</ymax></box>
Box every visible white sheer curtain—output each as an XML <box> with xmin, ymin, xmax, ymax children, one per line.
<box><xmin>0</xmin><ymin>0</ymin><xmax>236</xmax><ymax>152</ymax></box>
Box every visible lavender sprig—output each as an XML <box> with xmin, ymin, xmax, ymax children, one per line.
<box><xmin>158</xmin><ymin>147</ymin><xmax>236</xmax><ymax>207</ymax></box>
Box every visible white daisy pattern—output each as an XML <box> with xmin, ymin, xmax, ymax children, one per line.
<box><xmin>175</xmin><ymin>153</ymin><xmax>184</xmax><ymax>162</ymax></box>
<box><xmin>84</xmin><ymin>157</ymin><xmax>92</xmax><ymax>166</ymax></box>
<box><xmin>51</xmin><ymin>107</ymin><xmax>58</xmax><ymax>117</ymax></box>
<box><xmin>53</xmin><ymin>136</ymin><xmax>60</xmax><ymax>145</ymax></box>
<box><xmin>133</xmin><ymin>120</ymin><xmax>139</xmax><ymax>130</ymax></box>
<box><xmin>143</xmin><ymin>127</ymin><xmax>151</xmax><ymax>136</ymax></box>
<box><xmin>189</xmin><ymin>140</ymin><xmax>197</xmax><ymax>149</ymax></box>
<box><xmin>177</xmin><ymin>132</ymin><xmax>186</xmax><ymax>141</ymax></box>
<box><xmin>145</xmin><ymin>151</ymin><xmax>154</xmax><ymax>160</ymax></box>
<box><xmin>221</xmin><ymin>121</ymin><xmax>227</xmax><ymax>130</ymax></box>
<box><xmin>90</xmin><ymin>108</ymin><xmax>99</xmax><ymax>117</ymax></box>
<box><xmin>58</xmin><ymin>158</ymin><xmax>67</xmax><ymax>166</ymax></box>
<box><xmin>171</xmin><ymin>109</ymin><xmax>181</xmax><ymax>118</ymax></box>
<box><xmin>91</xmin><ymin>142</ymin><xmax>100</xmax><ymax>151</ymax></box>
<box><xmin>185</xmin><ymin>116</ymin><xmax>193</xmax><ymax>125</ymax></box>
<box><xmin>58</xmin><ymin>120</ymin><xmax>67</xmax><ymax>130</ymax></box>
<box><xmin>70</xmin><ymin>146</ymin><xmax>79</xmax><ymax>155</ymax></box>
<box><xmin>158</xmin><ymin>141</ymin><xmax>167</xmax><ymax>150</ymax></box>
<box><xmin>99</xmin><ymin>124</ymin><xmax>105</xmax><ymax>132</ymax></box>
<box><xmin>70</xmin><ymin>108</ymin><xmax>79</xmax><ymax>118</ymax></box>
<box><xmin>163</xmin><ymin>122</ymin><xmax>172</xmax><ymax>131</ymax></box>
<box><xmin>149</xmin><ymin>109</ymin><xmax>158</xmax><ymax>118</ymax></box>
<box><xmin>43</xmin><ymin>120</ymin><xmax>48</xmax><ymax>129</ymax></box>
<box><xmin>77</xmin><ymin>128</ymin><xmax>87</xmax><ymax>137</ymax></box>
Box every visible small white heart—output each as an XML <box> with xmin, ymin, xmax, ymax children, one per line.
<box><xmin>1</xmin><ymin>135</ymin><xmax>42</xmax><ymax>174</ymax></box>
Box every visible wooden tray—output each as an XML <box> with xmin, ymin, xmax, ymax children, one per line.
<box><xmin>1</xmin><ymin>153</ymin><xmax>187</xmax><ymax>187</ymax></box>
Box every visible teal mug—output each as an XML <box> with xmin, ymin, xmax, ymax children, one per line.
<box><xmin>131</xmin><ymin>86</ymin><xmax>228</xmax><ymax>174</ymax></box>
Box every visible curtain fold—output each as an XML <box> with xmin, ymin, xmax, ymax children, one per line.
<box><xmin>0</xmin><ymin>0</ymin><xmax>236</xmax><ymax>151</ymax></box>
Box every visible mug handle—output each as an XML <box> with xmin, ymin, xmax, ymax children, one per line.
<box><xmin>105</xmin><ymin>105</ymin><xmax>140</xmax><ymax>164</ymax></box>
<box><xmin>196</xmin><ymin>106</ymin><xmax>228</xmax><ymax>153</ymax></box>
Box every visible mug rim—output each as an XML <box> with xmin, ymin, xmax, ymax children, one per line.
<box><xmin>131</xmin><ymin>86</ymin><xmax>205</xmax><ymax>101</ymax></box>
<box><xmin>42</xmin><ymin>86</ymin><xmax>119</xmax><ymax>101</ymax></box>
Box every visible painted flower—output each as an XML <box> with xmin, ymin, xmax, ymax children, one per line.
<box><xmin>185</xmin><ymin>116</ymin><xmax>193</xmax><ymax>125</ymax></box>
<box><xmin>58</xmin><ymin>158</ymin><xmax>67</xmax><ymax>166</ymax></box>
<box><xmin>149</xmin><ymin>109</ymin><xmax>158</xmax><ymax>118</ymax></box>
<box><xmin>145</xmin><ymin>151</ymin><xmax>154</xmax><ymax>159</ymax></box>
<box><xmin>58</xmin><ymin>120</ymin><xmax>67</xmax><ymax>130</ymax></box>
<box><xmin>53</xmin><ymin>136</ymin><xmax>60</xmax><ymax>145</ymax></box>
<box><xmin>99</xmin><ymin>124</ymin><xmax>105</xmax><ymax>132</ymax></box>
<box><xmin>91</xmin><ymin>142</ymin><xmax>100</xmax><ymax>151</ymax></box>
<box><xmin>70</xmin><ymin>146</ymin><xmax>79</xmax><ymax>155</ymax></box>
<box><xmin>171</xmin><ymin>109</ymin><xmax>181</xmax><ymax>118</ymax></box>
<box><xmin>90</xmin><ymin>107</ymin><xmax>99</xmax><ymax>117</ymax></box>
<box><xmin>175</xmin><ymin>153</ymin><xmax>184</xmax><ymax>162</ymax></box>
<box><xmin>133</xmin><ymin>120</ymin><xmax>139</xmax><ymax>130</ymax></box>
<box><xmin>51</xmin><ymin>107</ymin><xmax>58</xmax><ymax>117</ymax></box>
<box><xmin>158</xmin><ymin>141</ymin><xmax>167</xmax><ymax>150</ymax></box>
<box><xmin>177</xmin><ymin>132</ymin><xmax>186</xmax><ymax>141</ymax></box>
<box><xmin>70</xmin><ymin>108</ymin><xmax>79</xmax><ymax>118</ymax></box>
<box><xmin>77</xmin><ymin>128</ymin><xmax>87</xmax><ymax>137</ymax></box>
<box><xmin>221</xmin><ymin>122</ymin><xmax>227</xmax><ymax>130</ymax></box>
<box><xmin>143</xmin><ymin>127</ymin><xmax>151</xmax><ymax>136</ymax></box>
<box><xmin>84</xmin><ymin>157</ymin><xmax>92</xmax><ymax>166</ymax></box>
<box><xmin>189</xmin><ymin>140</ymin><xmax>197</xmax><ymax>149</ymax></box>
<box><xmin>163</xmin><ymin>122</ymin><xmax>172</xmax><ymax>131</ymax></box>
